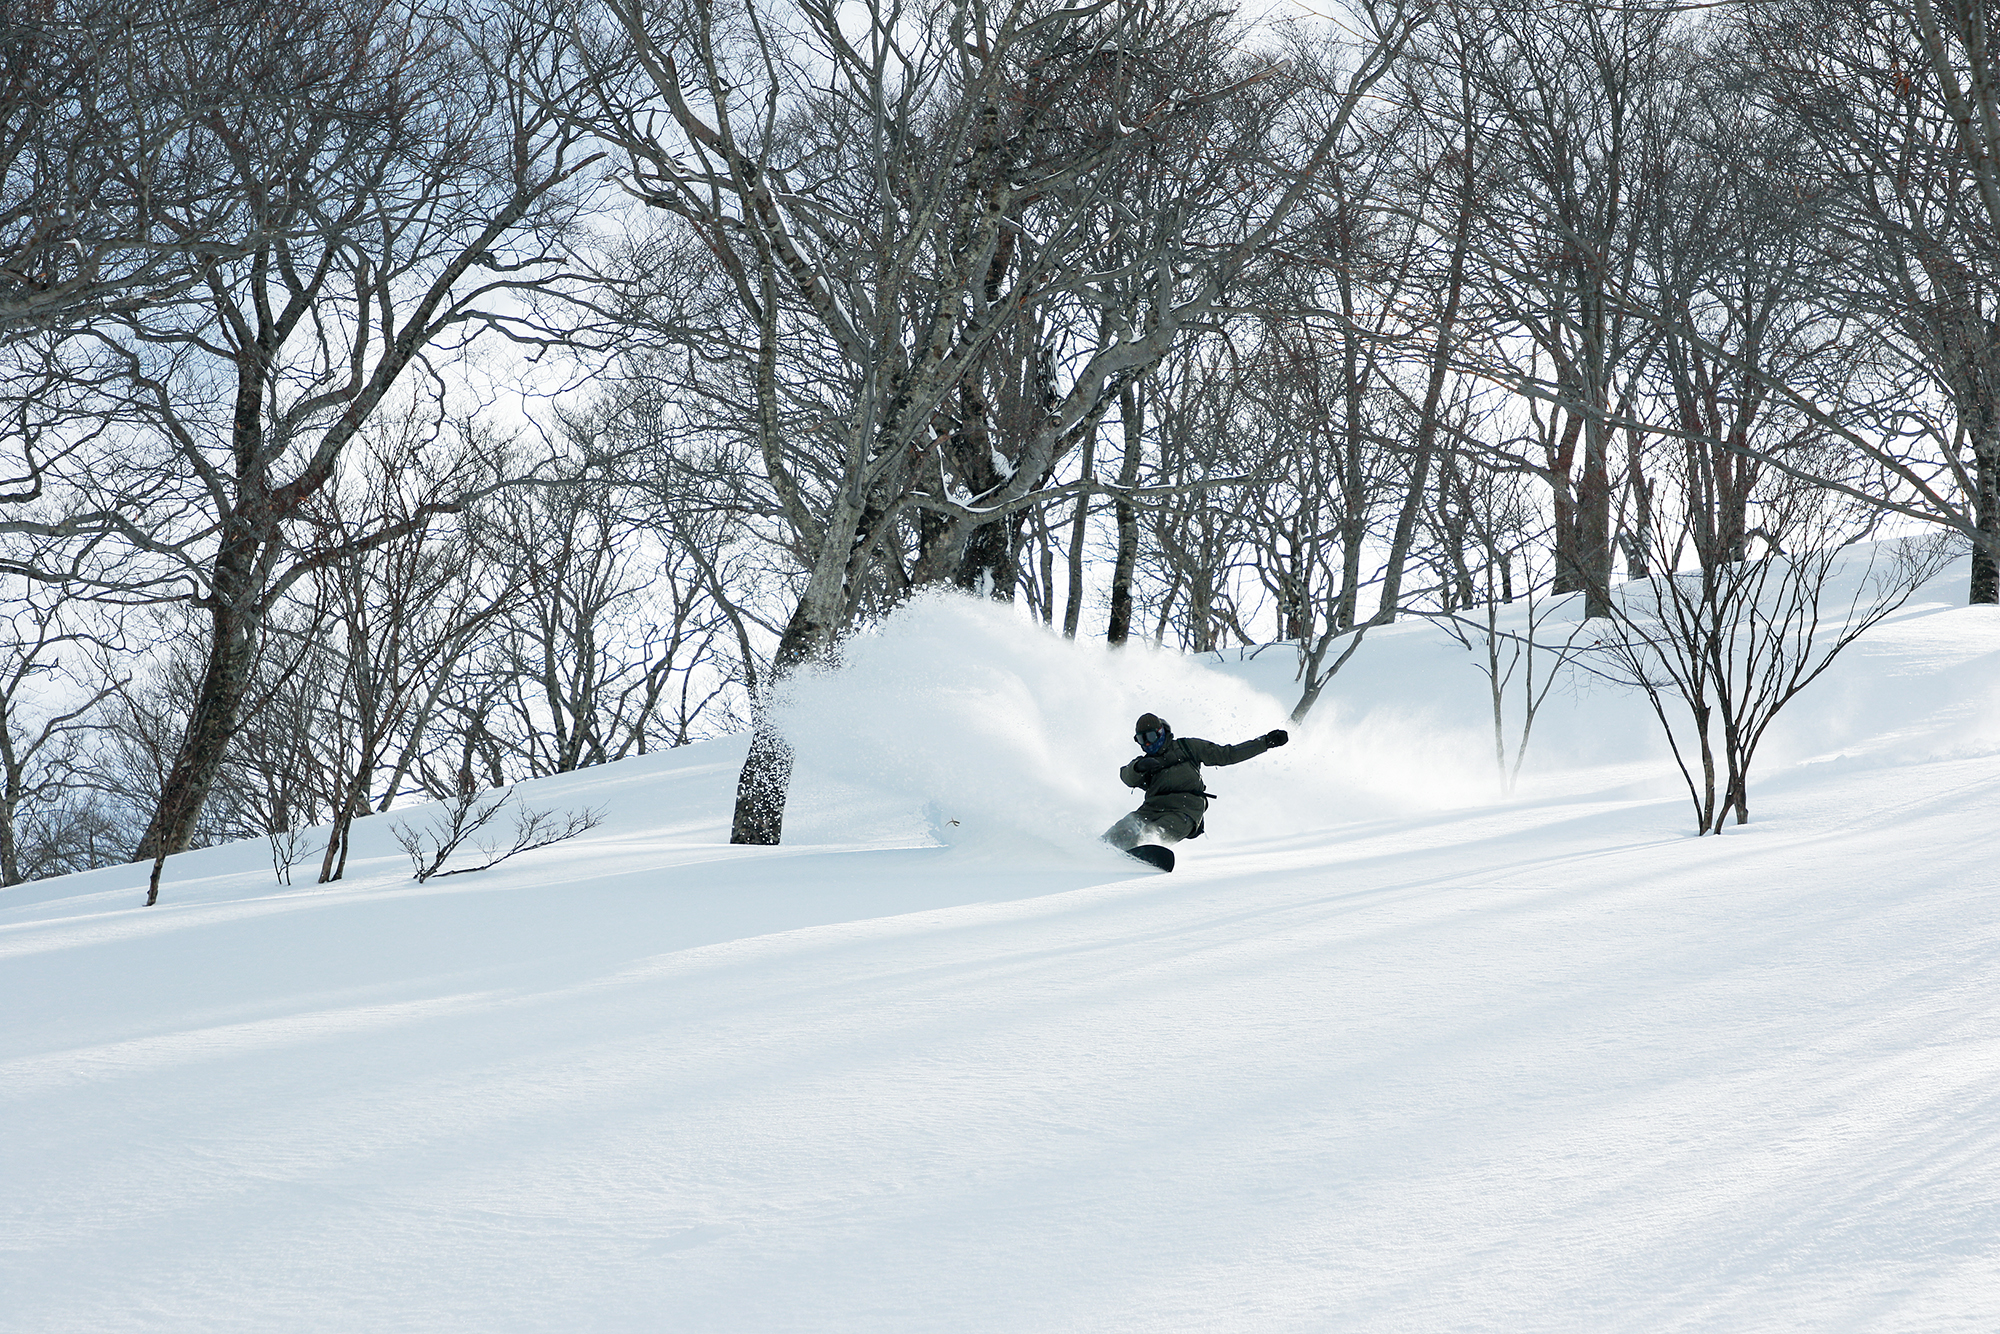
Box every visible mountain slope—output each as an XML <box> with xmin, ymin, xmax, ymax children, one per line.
<box><xmin>5</xmin><ymin>576</ymin><xmax>2000</xmax><ymax>1332</ymax></box>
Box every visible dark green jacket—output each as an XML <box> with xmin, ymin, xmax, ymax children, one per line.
<box><xmin>1119</xmin><ymin>734</ymin><xmax>1272</xmax><ymax>827</ymax></box>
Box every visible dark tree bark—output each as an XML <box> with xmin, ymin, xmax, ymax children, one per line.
<box><xmin>1062</xmin><ymin>426</ymin><xmax>1096</xmax><ymax>638</ymax></box>
<box><xmin>727</xmin><ymin>596</ymin><xmax>830</xmax><ymax>845</ymax></box>
<box><xmin>1106</xmin><ymin>383</ymin><xmax>1145</xmax><ymax>645</ymax></box>
<box><xmin>139</xmin><ymin>595</ymin><xmax>258</xmax><ymax>861</ymax></box>
<box><xmin>1977</xmin><ymin>437</ymin><xmax>2000</xmax><ymax>603</ymax></box>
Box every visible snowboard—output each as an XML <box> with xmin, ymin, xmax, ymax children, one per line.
<box><xmin>1126</xmin><ymin>843</ymin><xmax>1175</xmax><ymax>872</ymax></box>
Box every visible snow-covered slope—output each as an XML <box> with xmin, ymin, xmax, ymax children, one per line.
<box><xmin>7</xmin><ymin>569</ymin><xmax>2000</xmax><ymax>1332</ymax></box>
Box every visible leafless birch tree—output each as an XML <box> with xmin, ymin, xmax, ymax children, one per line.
<box><xmin>561</xmin><ymin>0</ymin><xmax>1423</xmax><ymax>841</ymax></box>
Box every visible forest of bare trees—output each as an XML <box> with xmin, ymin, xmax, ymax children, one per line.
<box><xmin>2</xmin><ymin>0</ymin><xmax>1995</xmax><ymax>883</ymax></box>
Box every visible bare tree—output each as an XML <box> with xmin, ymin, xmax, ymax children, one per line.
<box><xmin>1105</xmin><ymin>380</ymin><xmax>1151</xmax><ymax>646</ymax></box>
<box><xmin>1140</xmin><ymin>345</ymin><xmax>1269</xmax><ymax>653</ymax></box>
<box><xmin>1600</xmin><ymin>473</ymin><xmax>1955</xmax><ymax>834</ymax></box>
<box><xmin>0</xmin><ymin>1</ymin><xmax>248</xmax><ymax>338</ymax></box>
<box><xmin>564</xmin><ymin>0</ymin><xmax>1424</xmax><ymax>842</ymax></box>
<box><xmin>1424</xmin><ymin>469</ymin><xmax>1589</xmax><ymax>794</ymax></box>
<box><xmin>26</xmin><ymin>0</ymin><xmax>601</xmax><ymax>896</ymax></box>
<box><xmin>1432</xmin><ymin>0</ymin><xmax>1676</xmax><ymax>619</ymax></box>
<box><xmin>0</xmin><ymin>583</ymin><xmax>120</xmax><ymax>883</ymax></box>
<box><xmin>1628</xmin><ymin>59</ymin><xmax>1867</xmax><ymax>584</ymax></box>
<box><xmin>1704</xmin><ymin>0</ymin><xmax>2000</xmax><ymax>602</ymax></box>
<box><xmin>304</xmin><ymin>433</ymin><xmax>516</xmax><ymax>883</ymax></box>
<box><xmin>11</xmin><ymin>789</ymin><xmax>124</xmax><ymax>881</ymax></box>
<box><xmin>473</xmin><ymin>474</ymin><xmax>741</xmax><ymax>778</ymax></box>
<box><xmin>393</xmin><ymin>782</ymin><xmax>602</xmax><ymax>884</ymax></box>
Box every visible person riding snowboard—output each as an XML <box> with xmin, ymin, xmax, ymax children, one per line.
<box><xmin>1103</xmin><ymin>712</ymin><xmax>1288</xmax><ymax>852</ymax></box>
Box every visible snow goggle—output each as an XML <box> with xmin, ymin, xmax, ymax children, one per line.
<box><xmin>1137</xmin><ymin>728</ymin><xmax>1168</xmax><ymax>753</ymax></box>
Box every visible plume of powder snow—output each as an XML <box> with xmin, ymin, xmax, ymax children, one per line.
<box><xmin>773</xmin><ymin>592</ymin><xmax>1503</xmax><ymax>855</ymax></box>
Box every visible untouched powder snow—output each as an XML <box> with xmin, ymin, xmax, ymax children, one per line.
<box><xmin>7</xmin><ymin>571</ymin><xmax>2000</xmax><ymax>1332</ymax></box>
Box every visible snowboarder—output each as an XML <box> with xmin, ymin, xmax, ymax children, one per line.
<box><xmin>1105</xmin><ymin>712</ymin><xmax>1287</xmax><ymax>869</ymax></box>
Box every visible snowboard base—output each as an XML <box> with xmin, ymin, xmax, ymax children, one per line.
<box><xmin>1126</xmin><ymin>843</ymin><xmax>1175</xmax><ymax>872</ymax></box>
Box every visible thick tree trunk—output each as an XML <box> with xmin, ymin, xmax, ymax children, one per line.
<box><xmin>1577</xmin><ymin>415</ymin><xmax>1614</xmax><ymax>620</ymax></box>
<box><xmin>1718</xmin><ymin>436</ymin><xmax>1752</xmax><ymax>565</ymax></box>
<box><xmin>730</xmin><ymin>717</ymin><xmax>796</xmax><ymax>846</ymax></box>
<box><xmin>1550</xmin><ymin>495</ymin><xmax>1584</xmax><ymax>596</ymax></box>
<box><xmin>1974</xmin><ymin>443</ymin><xmax>1999</xmax><ymax>604</ymax></box>
<box><xmin>945</xmin><ymin>372</ymin><xmax>1021</xmax><ymax>597</ymax></box>
<box><xmin>0</xmin><ymin>731</ymin><xmax>20</xmax><ymax>886</ymax></box>
<box><xmin>1722</xmin><ymin>768</ymin><xmax>1749</xmax><ymax>829</ymax></box>
<box><xmin>133</xmin><ymin>321</ymin><xmax>276</xmax><ymax>872</ymax></box>
<box><xmin>1622</xmin><ymin>431</ymin><xmax>1654</xmax><ymax>579</ymax></box>
<box><xmin>0</xmin><ymin>786</ymin><xmax>18</xmax><ymax>887</ymax></box>
<box><xmin>134</xmin><ymin>593</ymin><xmax>260</xmax><ymax>862</ymax></box>
<box><xmin>1106</xmin><ymin>384</ymin><xmax>1143</xmax><ymax>645</ymax></box>
<box><xmin>728</xmin><ymin>511</ymin><xmax>858</xmax><ymax>844</ymax></box>
<box><xmin>1692</xmin><ymin>699</ymin><xmax>1717</xmax><ymax>835</ymax></box>
<box><xmin>1372</xmin><ymin>444</ymin><xmax>1435</xmax><ymax>626</ymax></box>
<box><xmin>728</xmin><ymin>599</ymin><xmax>823</xmax><ymax>845</ymax></box>
<box><xmin>1547</xmin><ymin>406</ymin><xmax>1588</xmax><ymax>601</ymax></box>
<box><xmin>1062</xmin><ymin>427</ymin><xmax>1095</xmax><ymax>638</ymax></box>
<box><xmin>1032</xmin><ymin>508</ymin><xmax>1054</xmax><ymax>624</ymax></box>
<box><xmin>952</xmin><ymin>514</ymin><xmax>1018</xmax><ymax>598</ymax></box>
<box><xmin>1188</xmin><ymin>563</ymin><xmax>1214</xmax><ymax>652</ymax></box>
<box><xmin>1336</xmin><ymin>504</ymin><xmax>1364</xmax><ymax>631</ymax></box>
<box><xmin>318</xmin><ymin>761</ymin><xmax>375</xmax><ymax>884</ymax></box>
<box><xmin>1375</xmin><ymin>238</ymin><xmax>1464</xmax><ymax>624</ymax></box>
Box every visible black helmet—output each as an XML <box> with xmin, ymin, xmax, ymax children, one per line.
<box><xmin>1134</xmin><ymin>712</ymin><xmax>1172</xmax><ymax>755</ymax></box>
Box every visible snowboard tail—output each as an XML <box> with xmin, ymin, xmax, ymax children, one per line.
<box><xmin>1127</xmin><ymin>844</ymin><xmax>1175</xmax><ymax>872</ymax></box>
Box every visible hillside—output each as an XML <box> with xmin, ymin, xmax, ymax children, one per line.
<box><xmin>6</xmin><ymin>567</ymin><xmax>2000</xmax><ymax>1332</ymax></box>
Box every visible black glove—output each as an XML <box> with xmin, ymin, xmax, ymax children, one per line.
<box><xmin>1132</xmin><ymin>754</ymin><xmax>1172</xmax><ymax>778</ymax></box>
<box><xmin>1264</xmin><ymin>729</ymin><xmax>1289</xmax><ymax>748</ymax></box>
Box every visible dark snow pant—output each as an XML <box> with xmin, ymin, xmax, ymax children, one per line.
<box><xmin>1102</xmin><ymin>805</ymin><xmax>1199</xmax><ymax>851</ymax></box>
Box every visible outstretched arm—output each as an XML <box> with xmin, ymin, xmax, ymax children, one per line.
<box><xmin>1182</xmin><ymin>731</ymin><xmax>1287</xmax><ymax>767</ymax></box>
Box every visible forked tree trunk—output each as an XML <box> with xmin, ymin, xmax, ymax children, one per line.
<box><xmin>1693</xmin><ymin>699</ymin><xmax>1717</xmax><ymax>835</ymax></box>
<box><xmin>953</xmin><ymin>515</ymin><xmax>1018</xmax><ymax>598</ymax></box>
<box><xmin>1548</xmin><ymin>411</ymin><xmax>1586</xmax><ymax>598</ymax></box>
<box><xmin>318</xmin><ymin>755</ymin><xmax>380</xmax><ymax>883</ymax></box>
